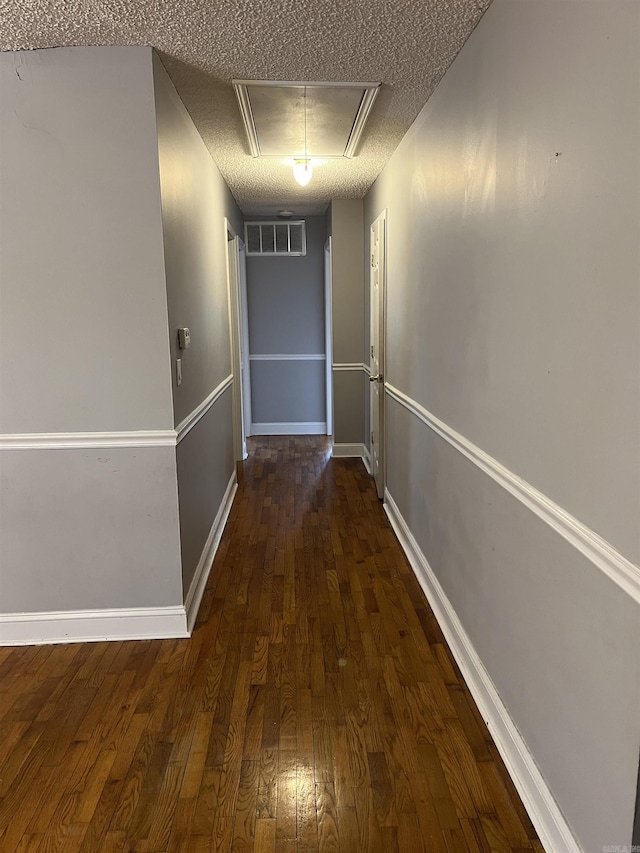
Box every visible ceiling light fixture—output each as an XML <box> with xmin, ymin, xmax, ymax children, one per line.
<box><xmin>293</xmin><ymin>87</ymin><xmax>312</xmax><ymax>187</ymax></box>
<box><xmin>293</xmin><ymin>159</ymin><xmax>312</xmax><ymax>186</ymax></box>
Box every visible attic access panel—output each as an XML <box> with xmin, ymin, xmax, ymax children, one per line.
<box><xmin>233</xmin><ymin>80</ymin><xmax>380</xmax><ymax>159</ymax></box>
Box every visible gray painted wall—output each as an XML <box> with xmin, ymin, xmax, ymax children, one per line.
<box><xmin>250</xmin><ymin>360</ymin><xmax>326</xmax><ymax>425</ymax></box>
<box><xmin>328</xmin><ymin>200</ymin><xmax>366</xmax><ymax>446</ymax></box>
<box><xmin>153</xmin><ymin>54</ymin><xmax>243</xmax><ymax>428</ymax></box>
<box><xmin>0</xmin><ymin>47</ymin><xmax>182</xmax><ymax>614</ymax></box>
<box><xmin>364</xmin><ymin>2</ymin><xmax>640</xmax><ymax>850</ymax></box>
<box><xmin>329</xmin><ymin>200</ymin><xmax>365</xmax><ymax>366</ymax></box>
<box><xmin>246</xmin><ymin>215</ymin><xmax>326</xmax><ymax>430</ymax></box>
<box><xmin>0</xmin><ymin>447</ymin><xmax>182</xmax><ymax>611</ymax></box>
<box><xmin>175</xmin><ymin>391</ymin><xmax>234</xmax><ymax>596</ymax></box>
<box><xmin>153</xmin><ymin>53</ymin><xmax>242</xmax><ymax>597</ymax></box>
<box><xmin>333</xmin><ymin>373</ymin><xmax>365</xmax><ymax>446</ymax></box>
<box><xmin>0</xmin><ymin>48</ymin><xmax>173</xmax><ymax>434</ymax></box>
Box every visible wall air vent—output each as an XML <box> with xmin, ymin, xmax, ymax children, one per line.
<box><xmin>245</xmin><ymin>221</ymin><xmax>306</xmax><ymax>256</ymax></box>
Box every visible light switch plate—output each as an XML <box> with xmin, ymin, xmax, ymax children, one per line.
<box><xmin>176</xmin><ymin>358</ymin><xmax>182</xmax><ymax>386</ymax></box>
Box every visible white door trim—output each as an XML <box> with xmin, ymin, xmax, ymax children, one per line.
<box><xmin>325</xmin><ymin>237</ymin><xmax>333</xmax><ymax>437</ymax></box>
<box><xmin>238</xmin><ymin>239</ymin><xmax>252</xmax><ymax>441</ymax></box>
<box><xmin>369</xmin><ymin>209</ymin><xmax>387</xmax><ymax>498</ymax></box>
<box><xmin>225</xmin><ymin>219</ymin><xmax>247</xmax><ymax>461</ymax></box>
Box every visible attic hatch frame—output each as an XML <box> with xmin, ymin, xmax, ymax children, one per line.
<box><xmin>233</xmin><ymin>80</ymin><xmax>380</xmax><ymax>160</ymax></box>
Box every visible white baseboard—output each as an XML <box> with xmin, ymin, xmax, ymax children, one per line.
<box><xmin>0</xmin><ymin>605</ymin><xmax>189</xmax><ymax>646</ymax></box>
<box><xmin>383</xmin><ymin>488</ymin><xmax>581</xmax><ymax>853</ymax></box>
<box><xmin>332</xmin><ymin>443</ymin><xmax>372</xmax><ymax>474</ymax></box>
<box><xmin>0</xmin><ymin>470</ymin><xmax>240</xmax><ymax>646</ymax></box>
<box><xmin>332</xmin><ymin>442</ymin><xmax>365</xmax><ymax>458</ymax></box>
<box><xmin>251</xmin><ymin>422</ymin><xmax>327</xmax><ymax>435</ymax></box>
<box><xmin>184</xmin><ymin>470</ymin><xmax>238</xmax><ymax>633</ymax></box>
<box><xmin>362</xmin><ymin>444</ymin><xmax>372</xmax><ymax>474</ymax></box>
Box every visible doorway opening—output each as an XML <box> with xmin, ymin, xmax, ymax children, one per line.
<box><xmin>237</xmin><ymin>216</ymin><xmax>332</xmax><ymax>441</ymax></box>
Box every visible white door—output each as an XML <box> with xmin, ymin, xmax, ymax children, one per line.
<box><xmin>369</xmin><ymin>210</ymin><xmax>386</xmax><ymax>498</ymax></box>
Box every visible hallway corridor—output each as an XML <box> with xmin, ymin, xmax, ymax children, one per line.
<box><xmin>0</xmin><ymin>438</ymin><xmax>543</xmax><ymax>852</ymax></box>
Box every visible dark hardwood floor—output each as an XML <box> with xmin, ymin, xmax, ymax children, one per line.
<box><xmin>0</xmin><ymin>436</ymin><xmax>543</xmax><ymax>852</ymax></box>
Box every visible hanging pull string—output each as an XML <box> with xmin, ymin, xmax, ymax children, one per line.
<box><xmin>292</xmin><ymin>86</ymin><xmax>312</xmax><ymax>185</ymax></box>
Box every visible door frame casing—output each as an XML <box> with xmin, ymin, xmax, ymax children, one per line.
<box><xmin>324</xmin><ymin>237</ymin><xmax>333</xmax><ymax>437</ymax></box>
<box><xmin>237</xmin><ymin>239</ymin><xmax>252</xmax><ymax>440</ymax></box>
<box><xmin>369</xmin><ymin>209</ymin><xmax>387</xmax><ymax>498</ymax></box>
<box><xmin>224</xmin><ymin>218</ymin><xmax>250</xmax><ymax>461</ymax></box>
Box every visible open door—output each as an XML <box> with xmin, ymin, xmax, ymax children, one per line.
<box><xmin>369</xmin><ymin>210</ymin><xmax>386</xmax><ymax>498</ymax></box>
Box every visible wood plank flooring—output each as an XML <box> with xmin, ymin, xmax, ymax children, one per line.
<box><xmin>0</xmin><ymin>436</ymin><xmax>544</xmax><ymax>852</ymax></box>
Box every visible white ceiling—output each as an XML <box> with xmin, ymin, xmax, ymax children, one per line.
<box><xmin>0</xmin><ymin>0</ymin><xmax>491</xmax><ymax>215</ymax></box>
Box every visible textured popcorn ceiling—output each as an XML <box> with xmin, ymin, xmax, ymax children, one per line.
<box><xmin>1</xmin><ymin>0</ymin><xmax>491</xmax><ymax>214</ymax></box>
